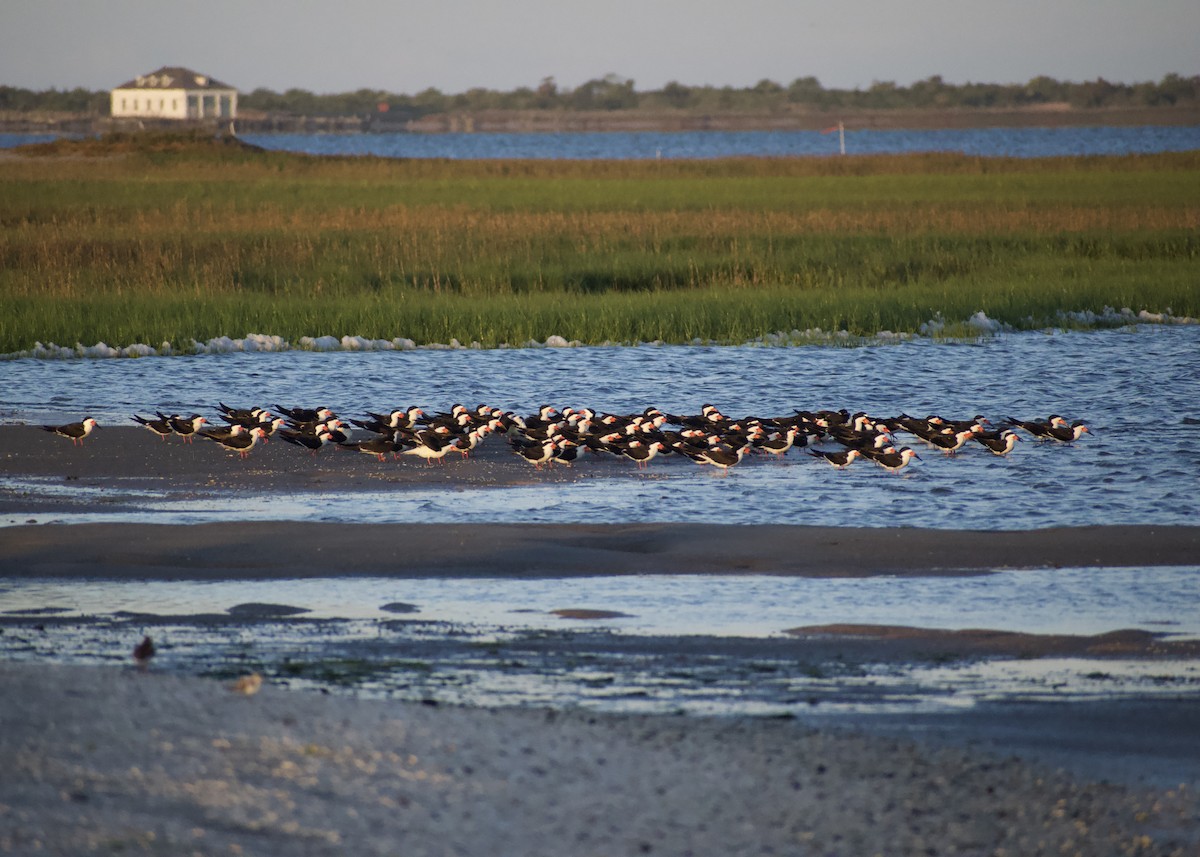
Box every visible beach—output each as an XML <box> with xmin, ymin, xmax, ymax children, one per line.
<box><xmin>2</xmin><ymin>663</ymin><xmax>1198</xmax><ymax>856</ymax></box>
<box><xmin>3</xmin><ymin>424</ymin><xmax>1200</xmax><ymax>854</ymax></box>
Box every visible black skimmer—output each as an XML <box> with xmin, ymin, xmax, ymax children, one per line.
<box><xmin>132</xmin><ymin>635</ymin><xmax>155</xmax><ymax>671</ymax></box>
<box><xmin>253</xmin><ymin>417</ymin><xmax>287</xmax><ymax>437</ymax></box>
<box><xmin>165</xmin><ymin>413</ymin><xmax>207</xmax><ymax>442</ymax></box>
<box><xmin>400</xmin><ymin>431</ymin><xmax>455</xmax><ymax>465</ymax></box>
<box><xmin>279</xmin><ymin>427</ymin><xmax>332</xmax><ymax>456</ymax></box>
<box><xmin>275</xmin><ymin>404</ymin><xmax>335</xmax><ymax>423</ymax></box>
<box><xmin>218</xmin><ymin>403</ymin><xmax>271</xmax><ymax>422</ymax></box>
<box><xmin>932</xmin><ymin>415</ymin><xmax>990</xmax><ymax>433</ymax></box>
<box><xmin>351</xmin><ymin>408</ymin><xmax>421</xmax><ymax>434</ymax></box>
<box><xmin>217</xmin><ymin>405</ymin><xmax>272</xmax><ymax>428</ymax></box>
<box><xmin>1044</xmin><ymin>421</ymin><xmax>1091</xmax><ymax>443</ymax></box>
<box><xmin>828</xmin><ymin>425</ymin><xmax>892</xmax><ymax>452</ymax></box>
<box><xmin>550</xmin><ymin>440</ymin><xmax>580</xmax><ymax>466</ymax></box>
<box><xmin>41</xmin><ymin>418</ymin><xmax>98</xmax><ymax>446</ymax></box>
<box><xmin>872</xmin><ymin>446</ymin><xmax>920</xmax><ymax>472</ymax></box>
<box><xmin>131</xmin><ymin>414</ymin><xmax>172</xmax><ymax>440</ymax></box>
<box><xmin>618</xmin><ymin>439</ymin><xmax>668</xmax><ymax>469</ymax></box>
<box><xmin>808</xmin><ymin>448</ymin><xmax>861</xmax><ymax>469</ymax></box>
<box><xmin>212</xmin><ymin>426</ymin><xmax>269</xmax><ymax>458</ymax></box>
<box><xmin>340</xmin><ymin>436</ymin><xmax>402</xmax><ymax>461</ymax></box>
<box><xmin>1003</xmin><ymin>415</ymin><xmax>1068</xmax><ymax>438</ymax></box>
<box><xmin>200</xmin><ymin>423</ymin><xmax>251</xmax><ymax>443</ymax></box>
<box><xmin>511</xmin><ymin>437</ymin><xmax>558</xmax><ymax>469</ymax></box>
<box><xmin>973</xmin><ymin>429</ymin><xmax>1022</xmax><ymax>455</ymax></box>
<box><xmin>924</xmin><ymin>429</ymin><xmax>977</xmax><ymax>455</ymax></box>
<box><xmin>755</xmin><ymin>427</ymin><xmax>805</xmax><ymax>459</ymax></box>
<box><xmin>454</xmin><ymin>421</ymin><xmax>501</xmax><ymax>457</ymax></box>
<box><xmin>518</xmin><ymin>405</ymin><xmax>561</xmax><ymax>432</ymax></box>
<box><xmin>692</xmin><ymin>444</ymin><xmax>751</xmax><ymax>474</ymax></box>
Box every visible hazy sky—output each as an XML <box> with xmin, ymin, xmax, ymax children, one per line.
<box><xmin>3</xmin><ymin>0</ymin><xmax>1197</xmax><ymax>94</ymax></box>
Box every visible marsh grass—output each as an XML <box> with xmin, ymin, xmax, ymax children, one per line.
<box><xmin>2</xmin><ymin>139</ymin><xmax>1197</xmax><ymax>351</ymax></box>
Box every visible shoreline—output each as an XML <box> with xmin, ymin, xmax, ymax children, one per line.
<box><xmin>3</xmin><ymin>426</ymin><xmax>1199</xmax><ymax>578</ymax></box>
<box><xmin>5</xmin><ymin>520</ymin><xmax>1200</xmax><ymax>579</ymax></box>
<box><xmin>2</xmin><ymin>663</ymin><xmax>1198</xmax><ymax>856</ymax></box>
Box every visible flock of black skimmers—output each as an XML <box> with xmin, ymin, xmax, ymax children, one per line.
<box><xmin>41</xmin><ymin>403</ymin><xmax>1091</xmax><ymax>474</ymax></box>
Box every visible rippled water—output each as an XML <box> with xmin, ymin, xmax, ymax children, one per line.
<box><xmin>6</xmin><ymin>126</ymin><xmax>1199</xmax><ymax>160</ymax></box>
<box><xmin>2</xmin><ymin>326</ymin><xmax>1198</xmax><ymax>530</ymax></box>
<box><xmin>242</xmin><ymin>126</ymin><xmax>1200</xmax><ymax>160</ymax></box>
<box><xmin>3</xmin><ymin>567</ymin><xmax>1198</xmax><ymax>715</ymax></box>
<box><xmin>5</xmin><ymin>567</ymin><xmax>1198</xmax><ymax>638</ymax></box>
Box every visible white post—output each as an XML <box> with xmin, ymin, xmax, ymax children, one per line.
<box><xmin>838</xmin><ymin>121</ymin><xmax>845</xmax><ymax>156</ymax></box>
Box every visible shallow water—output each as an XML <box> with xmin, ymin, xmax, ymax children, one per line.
<box><xmin>4</xmin><ymin>566</ymin><xmax>1198</xmax><ymax>638</ymax></box>
<box><xmin>3</xmin><ymin>567</ymin><xmax>1197</xmax><ymax>715</ymax></box>
<box><xmin>2</xmin><ymin>326</ymin><xmax>1198</xmax><ymax>530</ymax></box>
<box><xmin>6</xmin><ymin>126</ymin><xmax>1200</xmax><ymax>160</ymax></box>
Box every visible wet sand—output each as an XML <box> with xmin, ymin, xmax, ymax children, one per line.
<box><xmin>2</xmin><ymin>663</ymin><xmax>1198</xmax><ymax>857</ymax></box>
<box><xmin>4</xmin><ymin>518</ymin><xmax>1199</xmax><ymax>579</ymax></box>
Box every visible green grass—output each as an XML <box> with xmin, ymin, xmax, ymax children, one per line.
<box><xmin>1</xmin><ymin>136</ymin><xmax>1197</xmax><ymax>352</ymax></box>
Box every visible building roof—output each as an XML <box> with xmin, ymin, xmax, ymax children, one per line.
<box><xmin>114</xmin><ymin>67</ymin><xmax>235</xmax><ymax>91</ymax></box>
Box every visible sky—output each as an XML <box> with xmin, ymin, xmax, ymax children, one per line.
<box><xmin>2</xmin><ymin>0</ymin><xmax>1197</xmax><ymax>95</ymax></box>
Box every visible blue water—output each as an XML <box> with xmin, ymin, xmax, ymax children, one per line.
<box><xmin>3</xmin><ymin>125</ymin><xmax>1198</xmax><ymax>159</ymax></box>
<box><xmin>2</xmin><ymin>326</ymin><xmax>1198</xmax><ymax>530</ymax></box>
<box><xmin>4</xmin><ymin>568</ymin><xmax>1198</xmax><ymax>715</ymax></box>
<box><xmin>6</xmin><ymin>567</ymin><xmax>1198</xmax><ymax>639</ymax></box>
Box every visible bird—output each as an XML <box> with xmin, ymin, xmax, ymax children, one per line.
<box><xmin>619</xmin><ymin>439</ymin><xmax>668</xmax><ymax>469</ymax></box>
<box><xmin>340</xmin><ymin>436</ymin><xmax>402</xmax><ymax>462</ymax></box>
<box><xmin>807</xmin><ymin>448</ymin><xmax>861</xmax><ymax>469</ymax></box>
<box><xmin>755</xmin><ymin>426</ymin><xmax>805</xmax><ymax>459</ymax></box>
<box><xmin>872</xmin><ymin>446</ymin><xmax>921</xmax><ymax>472</ymax></box>
<box><xmin>511</xmin><ymin>438</ymin><xmax>558</xmax><ymax>469</ymax></box>
<box><xmin>230</xmin><ymin>672</ymin><xmax>263</xmax><ymax>696</ymax></box>
<box><xmin>218</xmin><ymin>403</ymin><xmax>271</xmax><ymax>423</ymax></box>
<box><xmin>1044</xmin><ymin>421</ymin><xmax>1091</xmax><ymax>443</ymax></box>
<box><xmin>132</xmin><ymin>635</ymin><xmax>155</xmax><ymax>670</ymax></box>
<box><xmin>131</xmin><ymin>414</ymin><xmax>172</xmax><ymax>440</ymax></box>
<box><xmin>400</xmin><ymin>431</ymin><xmax>455</xmax><ymax>465</ymax></box>
<box><xmin>279</xmin><ymin>427</ymin><xmax>332</xmax><ymax>456</ymax></box>
<box><xmin>199</xmin><ymin>422</ymin><xmax>246</xmax><ymax>442</ymax></box>
<box><xmin>973</xmin><ymin>429</ymin><xmax>1022</xmax><ymax>455</ymax></box>
<box><xmin>1003</xmin><ymin>415</ymin><xmax>1068</xmax><ymax>439</ymax></box>
<box><xmin>211</xmin><ymin>426</ymin><xmax>268</xmax><ymax>458</ymax></box>
<box><xmin>41</xmin><ymin>418</ymin><xmax>98</xmax><ymax>446</ymax></box>
<box><xmin>924</xmin><ymin>429</ymin><xmax>977</xmax><ymax>455</ymax></box>
<box><xmin>692</xmin><ymin>443</ymin><xmax>751</xmax><ymax>474</ymax></box>
<box><xmin>275</xmin><ymin>404</ymin><xmax>334</xmax><ymax>423</ymax></box>
<box><xmin>165</xmin><ymin>413</ymin><xmax>207</xmax><ymax>442</ymax></box>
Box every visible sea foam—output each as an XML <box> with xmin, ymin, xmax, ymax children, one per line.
<box><xmin>5</xmin><ymin>307</ymin><xmax>1195</xmax><ymax>360</ymax></box>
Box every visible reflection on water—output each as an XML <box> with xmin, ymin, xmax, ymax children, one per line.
<box><xmin>3</xmin><ymin>567</ymin><xmax>1198</xmax><ymax>716</ymax></box>
<box><xmin>5</xmin><ymin>567</ymin><xmax>1199</xmax><ymax>638</ymax></box>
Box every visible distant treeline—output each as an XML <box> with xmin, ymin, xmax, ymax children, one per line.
<box><xmin>3</xmin><ymin>74</ymin><xmax>1198</xmax><ymax>117</ymax></box>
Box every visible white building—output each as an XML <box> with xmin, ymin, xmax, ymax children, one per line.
<box><xmin>111</xmin><ymin>67</ymin><xmax>237</xmax><ymax>120</ymax></box>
